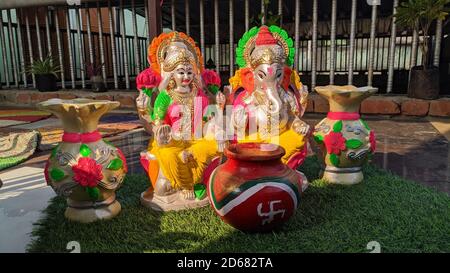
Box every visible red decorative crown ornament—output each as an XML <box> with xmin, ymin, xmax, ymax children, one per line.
<box><xmin>255</xmin><ymin>26</ymin><xmax>278</xmax><ymax>46</ymax></box>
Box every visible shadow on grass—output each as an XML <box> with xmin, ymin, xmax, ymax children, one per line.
<box><xmin>28</xmin><ymin>175</ymin><xmax>202</xmax><ymax>253</ymax></box>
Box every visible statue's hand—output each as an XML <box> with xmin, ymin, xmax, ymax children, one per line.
<box><xmin>292</xmin><ymin>118</ymin><xmax>311</xmax><ymax>137</ymax></box>
<box><xmin>159</xmin><ymin>71</ymin><xmax>175</xmax><ymax>90</ymax></box>
<box><xmin>155</xmin><ymin>125</ymin><xmax>172</xmax><ymax>146</ymax></box>
<box><xmin>216</xmin><ymin>92</ymin><xmax>226</xmax><ymax>110</ymax></box>
<box><xmin>136</xmin><ymin>92</ymin><xmax>150</xmax><ymax>113</ymax></box>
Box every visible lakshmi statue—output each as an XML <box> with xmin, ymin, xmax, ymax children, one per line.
<box><xmin>229</xmin><ymin>25</ymin><xmax>311</xmax><ymax>170</ymax></box>
<box><xmin>136</xmin><ymin>32</ymin><xmax>225</xmax><ymax>211</ymax></box>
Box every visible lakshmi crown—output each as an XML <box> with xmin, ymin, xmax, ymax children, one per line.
<box><xmin>162</xmin><ymin>48</ymin><xmax>196</xmax><ymax>72</ymax></box>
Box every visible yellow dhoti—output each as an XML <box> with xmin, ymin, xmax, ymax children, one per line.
<box><xmin>238</xmin><ymin>128</ymin><xmax>306</xmax><ymax>164</ymax></box>
<box><xmin>148</xmin><ymin>139</ymin><xmax>220</xmax><ymax>190</ymax></box>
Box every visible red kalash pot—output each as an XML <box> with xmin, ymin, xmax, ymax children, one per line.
<box><xmin>207</xmin><ymin>143</ymin><xmax>304</xmax><ymax>232</ymax></box>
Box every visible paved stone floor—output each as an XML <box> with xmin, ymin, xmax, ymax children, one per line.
<box><xmin>304</xmin><ymin>115</ymin><xmax>450</xmax><ymax>193</ymax></box>
<box><xmin>0</xmin><ymin>113</ymin><xmax>448</xmax><ymax>252</ymax></box>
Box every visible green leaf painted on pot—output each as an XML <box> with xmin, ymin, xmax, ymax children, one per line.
<box><xmin>86</xmin><ymin>187</ymin><xmax>100</xmax><ymax>200</ymax></box>
<box><xmin>107</xmin><ymin>158</ymin><xmax>123</xmax><ymax>170</ymax></box>
<box><xmin>360</xmin><ymin>119</ymin><xmax>371</xmax><ymax>131</ymax></box>
<box><xmin>333</xmin><ymin>120</ymin><xmax>343</xmax><ymax>132</ymax></box>
<box><xmin>329</xmin><ymin>154</ymin><xmax>340</xmax><ymax>167</ymax></box>
<box><xmin>79</xmin><ymin>144</ymin><xmax>91</xmax><ymax>157</ymax></box>
<box><xmin>346</xmin><ymin>139</ymin><xmax>363</xmax><ymax>149</ymax></box>
<box><xmin>314</xmin><ymin>135</ymin><xmax>324</xmax><ymax>144</ymax></box>
<box><xmin>50</xmin><ymin>144</ymin><xmax>59</xmax><ymax>158</ymax></box>
<box><xmin>50</xmin><ymin>168</ymin><xmax>65</xmax><ymax>182</ymax></box>
<box><xmin>194</xmin><ymin>183</ymin><xmax>207</xmax><ymax>200</ymax></box>
<box><xmin>103</xmin><ymin>139</ymin><xmax>115</xmax><ymax>147</ymax></box>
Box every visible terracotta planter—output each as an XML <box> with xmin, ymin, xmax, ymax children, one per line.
<box><xmin>36</xmin><ymin>74</ymin><xmax>58</xmax><ymax>92</ymax></box>
<box><xmin>313</xmin><ymin>85</ymin><xmax>377</xmax><ymax>185</ymax></box>
<box><xmin>38</xmin><ymin>98</ymin><xmax>127</xmax><ymax>223</ymax></box>
<box><xmin>90</xmin><ymin>75</ymin><xmax>107</xmax><ymax>93</ymax></box>
<box><xmin>208</xmin><ymin>143</ymin><xmax>304</xmax><ymax>232</ymax></box>
<box><xmin>408</xmin><ymin>66</ymin><xmax>440</xmax><ymax>100</ymax></box>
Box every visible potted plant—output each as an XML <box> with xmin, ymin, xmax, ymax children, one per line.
<box><xmin>85</xmin><ymin>61</ymin><xmax>107</xmax><ymax>92</ymax></box>
<box><xmin>27</xmin><ymin>55</ymin><xmax>60</xmax><ymax>92</ymax></box>
<box><xmin>396</xmin><ymin>0</ymin><xmax>449</xmax><ymax>99</ymax></box>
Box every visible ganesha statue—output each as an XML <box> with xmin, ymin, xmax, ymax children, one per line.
<box><xmin>228</xmin><ymin>25</ymin><xmax>311</xmax><ymax>174</ymax></box>
<box><xmin>136</xmin><ymin>31</ymin><xmax>225</xmax><ymax>211</ymax></box>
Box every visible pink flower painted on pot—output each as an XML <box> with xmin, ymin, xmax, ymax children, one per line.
<box><xmin>201</xmin><ymin>69</ymin><xmax>221</xmax><ymax>87</ymax></box>
<box><xmin>72</xmin><ymin>157</ymin><xmax>103</xmax><ymax>187</ymax></box>
<box><xmin>324</xmin><ymin>131</ymin><xmax>346</xmax><ymax>155</ymax></box>
<box><xmin>136</xmin><ymin>68</ymin><xmax>161</xmax><ymax>90</ymax></box>
<box><xmin>369</xmin><ymin>131</ymin><xmax>376</xmax><ymax>153</ymax></box>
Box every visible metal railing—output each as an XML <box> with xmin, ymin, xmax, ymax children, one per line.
<box><xmin>0</xmin><ymin>0</ymin><xmax>445</xmax><ymax>94</ymax></box>
<box><xmin>0</xmin><ymin>0</ymin><xmax>150</xmax><ymax>90</ymax></box>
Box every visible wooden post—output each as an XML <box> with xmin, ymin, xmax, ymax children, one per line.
<box><xmin>147</xmin><ymin>0</ymin><xmax>162</xmax><ymax>41</ymax></box>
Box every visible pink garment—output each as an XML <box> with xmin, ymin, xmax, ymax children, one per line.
<box><xmin>164</xmin><ymin>89</ymin><xmax>209</xmax><ymax>134</ymax></box>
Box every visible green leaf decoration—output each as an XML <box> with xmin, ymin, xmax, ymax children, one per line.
<box><xmin>360</xmin><ymin>119</ymin><xmax>371</xmax><ymax>131</ymax></box>
<box><xmin>50</xmin><ymin>168</ymin><xmax>65</xmax><ymax>182</ymax></box>
<box><xmin>194</xmin><ymin>183</ymin><xmax>207</xmax><ymax>200</ymax></box>
<box><xmin>107</xmin><ymin>158</ymin><xmax>123</xmax><ymax>171</ymax></box>
<box><xmin>329</xmin><ymin>154</ymin><xmax>340</xmax><ymax>167</ymax></box>
<box><xmin>152</xmin><ymin>90</ymin><xmax>173</xmax><ymax>121</ymax></box>
<box><xmin>286</xmin><ymin>38</ymin><xmax>294</xmax><ymax>47</ymax></box>
<box><xmin>346</xmin><ymin>139</ymin><xmax>363</xmax><ymax>149</ymax></box>
<box><xmin>103</xmin><ymin>139</ymin><xmax>115</xmax><ymax>147</ymax></box>
<box><xmin>208</xmin><ymin>85</ymin><xmax>219</xmax><ymax>95</ymax></box>
<box><xmin>314</xmin><ymin>135</ymin><xmax>324</xmax><ymax>144</ymax></box>
<box><xmin>141</xmin><ymin>87</ymin><xmax>154</xmax><ymax>98</ymax></box>
<box><xmin>86</xmin><ymin>187</ymin><xmax>100</xmax><ymax>200</ymax></box>
<box><xmin>50</xmin><ymin>144</ymin><xmax>59</xmax><ymax>158</ymax></box>
<box><xmin>333</xmin><ymin>120</ymin><xmax>343</xmax><ymax>132</ymax></box>
<box><xmin>79</xmin><ymin>144</ymin><xmax>91</xmax><ymax>157</ymax></box>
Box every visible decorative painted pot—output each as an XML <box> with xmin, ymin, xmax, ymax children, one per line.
<box><xmin>208</xmin><ymin>143</ymin><xmax>303</xmax><ymax>232</ymax></box>
<box><xmin>38</xmin><ymin>98</ymin><xmax>127</xmax><ymax>223</ymax></box>
<box><xmin>313</xmin><ymin>85</ymin><xmax>377</xmax><ymax>185</ymax></box>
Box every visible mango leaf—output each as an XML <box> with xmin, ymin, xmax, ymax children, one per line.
<box><xmin>107</xmin><ymin>158</ymin><xmax>123</xmax><ymax>170</ymax></box>
<box><xmin>79</xmin><ymin>144</ymin><xmax>91</xmax><ymax>157</ymax></box>
<box><xmin>51</xmin><ymin>144</ymin><xmax>59</xmax><ymax>158</ymax></box>
<box><xmin>103</xmin><ymin>139</ymin><xmax>115</xmax><ymax>147</ymax></box>
<box><xmin>314</xmin><ymin>135</ymin><xmax>324</xmax><ymax>144</ymax></box>
<box><xmin>346</xmin><ymin>139</ymin><xmax>363</xmax><ymax>149</ymax></box>
<box><xmin>333</xmin><ymin>120</ymin><xmax>343</xmax><ymax>132</ymax></box>
<box><xmin>50</xmin><ymin>168</ymin><xmax>65</xmax><ymax>182</ymax></box>
<box><xmin>329</xmin><ymin>154</ymin><xmax>340</xmax><ymax>167</ymax></box>
<box><xmin>86</xmin><ymin>187</ymin><xmax>100</xmax><ymax>200</ymax></box>
<box><xmin>360</xmin><ymin>119</ymin><xmax>371</xmax><ymax>131</ymax></box>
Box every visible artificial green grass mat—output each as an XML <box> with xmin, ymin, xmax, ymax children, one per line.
<box><xmin>28</xmin><ymin>157</ymin><xmax>450</xmax><ymax>253</ymax></box>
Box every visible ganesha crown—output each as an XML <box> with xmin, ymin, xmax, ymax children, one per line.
<box><xmin>250</xmin><ymin>47</ymin><xmax>285</xmax><ymax>68</ymax></box>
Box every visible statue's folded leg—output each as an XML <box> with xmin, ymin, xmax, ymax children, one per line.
<box><xmin>150</xmin><ymin>142</ymin><xmax>194</xmax><ymax>191</ymax></box>
<box><xmin>272</xmin><ymin>129</ymin><xmax>306</xmax><ymax>164</ymax></box>
<box><xmin>186</xmin><ymin>139</ymin><xmax>221</xmax><ymax>184</ymax></box>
